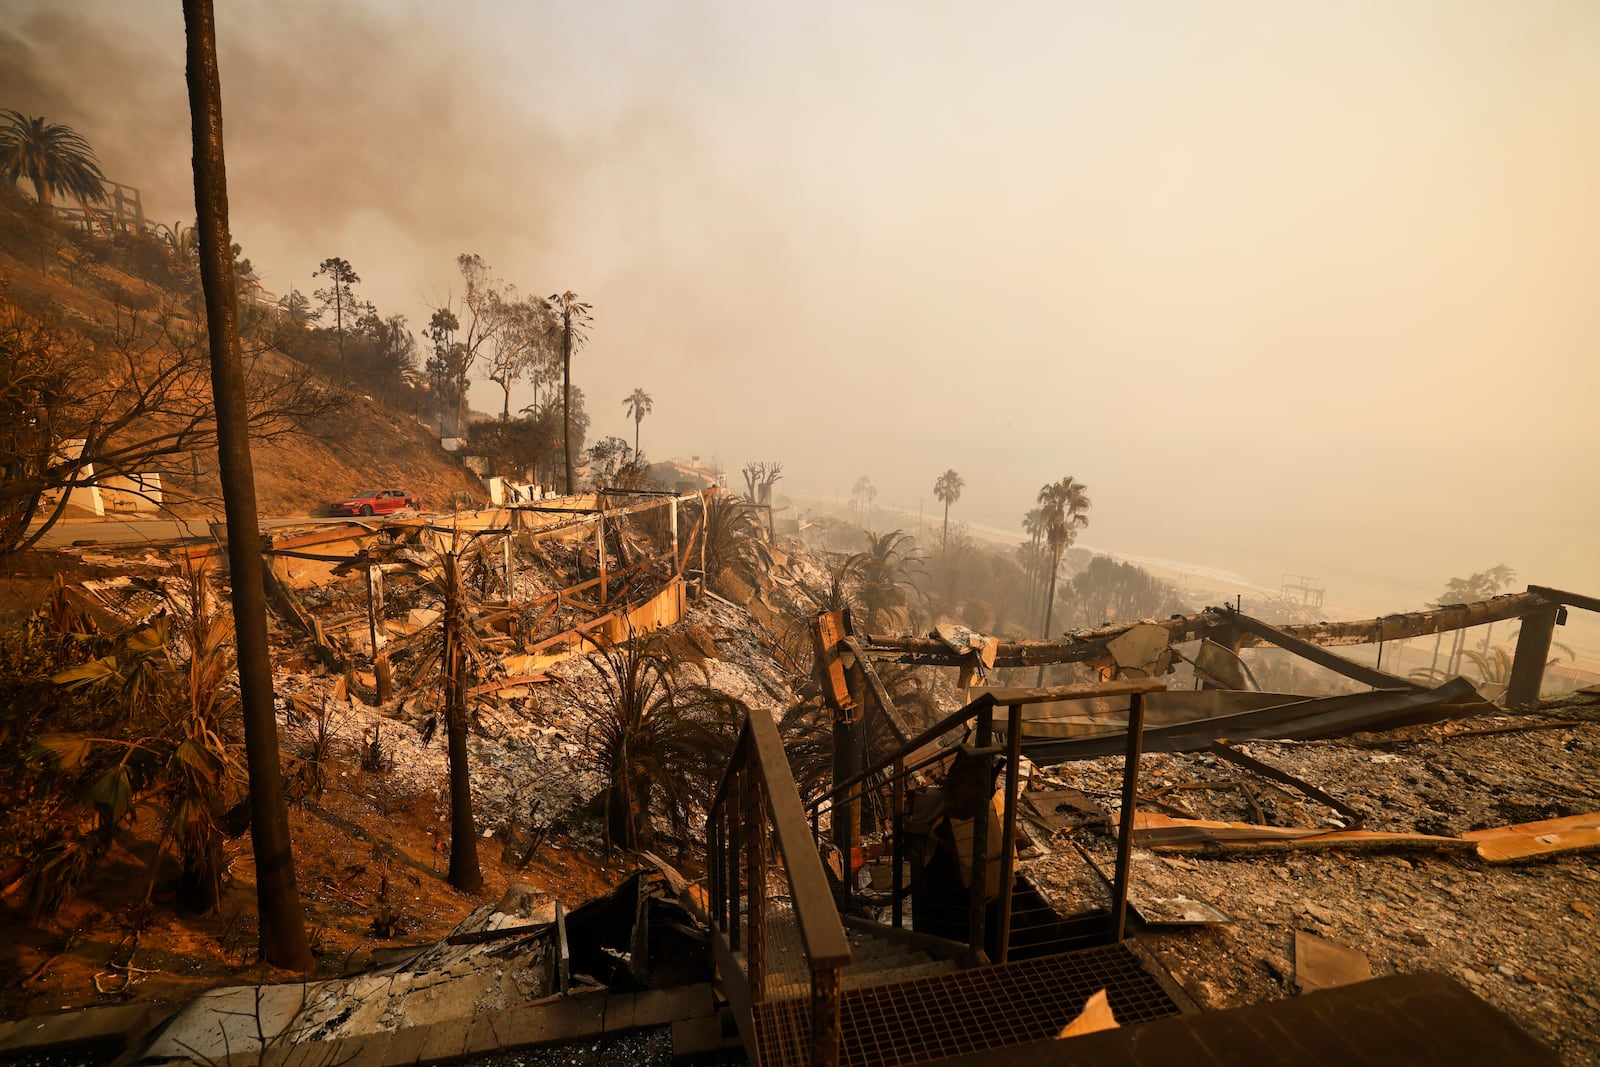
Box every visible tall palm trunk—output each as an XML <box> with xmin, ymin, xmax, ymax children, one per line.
<box><xmin>941</xmin><ymin>501</ymin><xmax>950</xmax><ymax>552</ymax></box>
<box><xmin>561</xmin><ymin>306</ymin><xmax>574</xmax><ymax>495</ymax></box>
<box><xmin>442</xmin><ymin>552</ymin><xmax>483</xmax><ymax>892</ymax></box>
<box><xmin>1041</xmin><ymin>544</ymin><xmax>1062</xmax><ymax>639</ymax></box>
<box><xmin>183</xmin><ymin>0</ymin><xmax>312</xmax><ymax>971</ymax></box>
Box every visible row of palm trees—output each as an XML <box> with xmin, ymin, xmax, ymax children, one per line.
<box><xmin>876</xmin><ymin>468</ymin><xmax>1093</xmax><ymax>637</ymax></box>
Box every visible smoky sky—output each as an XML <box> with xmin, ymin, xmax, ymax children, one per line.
<box><xmin>3</xmin><ymin>1</ymin><xmax>1598</xmax><ymax>630</ymax></box>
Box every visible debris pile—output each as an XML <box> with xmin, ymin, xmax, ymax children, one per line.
<box><xmin>1015</xmin><ymin>695</ymin><xmax>1600</xmax><ymax>1060</ymax></box>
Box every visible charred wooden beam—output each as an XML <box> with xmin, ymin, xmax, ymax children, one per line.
<box><xmin>1528</xmin><ymin>585</ymin><xmax>1600</xmax><ymax>616</ymax></box>
<box><xmin>861</xmin><ymin>615</ymin><xmax>1213</xmax><ymax>668</ymax></box>
<box><xmin>1223</xmin><ymin>610</ymin><xmax>1425</xmax><ymax>692</ymax></box>
<box><xmin>1506</xmin><ymin>604</ymin><xmax>1559</xmax><ymax>708</ymax></box>
<box><xmin>860</xmin><ymin>590</ymin><xmax>1562</xmax><ymax>669</ymax></box>
<box><xmin>842</xmin><ymin>635</ymin><xmax>912</xmax><ymax>745</ymax></box>
<box><xmin>1245</xmin><ymin>592</ymin><xmax>1553</xmax><ymax>649</ymax></box>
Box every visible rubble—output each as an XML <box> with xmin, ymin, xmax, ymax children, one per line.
<box><xmin>1016</xmin><ymin>692</ymin><xmax>1600</xmax><ymax>1061</ymax></box>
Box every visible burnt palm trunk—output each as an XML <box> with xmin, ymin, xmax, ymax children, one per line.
<box><xmin>442</xmin><ymin>553</ymin><xmax>483</xmax><ymax>892</ymax></box>
<box><xmin>183</xmin><ymin>0</ymin><xmax>312</xmax><ymax>971</ymax></box>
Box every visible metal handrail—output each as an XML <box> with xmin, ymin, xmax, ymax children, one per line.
<box><xmin>708</xmin><ymin>709</ymin><xmax>852</xmax><ymax>1066</ymax></box>
<box><xmin>807</xmin><ymin>675</ymin><xmax>1167</xmax><ymax>961</ymax></box>
<box><xmin>811</xmin><ymin>678</ymin><xmax>1166</xmax><ymax>815</ymax></box>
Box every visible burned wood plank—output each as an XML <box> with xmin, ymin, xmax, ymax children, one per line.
<box><xmin>812</xmin><ymin>611</ymin><xmax>856</xmax><ymax>715</ymax></box>
<box><xmin>1463</xmin><ymin>813</ymin><xmax>1600</xmax><ymax>864</ymax></box>
<box><xmin>842</xmin><ymin>635</ymin><xmax>911</xmax><ymax>744</ymax></box>
<box><xmin>261</xmin><ymin>557</ymin><xmax>314</xmax><ymax>635</ymax></box>
<box><xmin>265</xmin><ymin>522</ymin><xmax>390</xmax><ymax>553</ymax></box>
<box><xmin>1131</xmin><ymin>812</ymin><xmax>1472</xmax><ymax>854</ymax></box>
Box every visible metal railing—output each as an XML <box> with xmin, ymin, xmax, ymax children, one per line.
<box><xmin>708</xmin><ymin>708</ymin><xmax>853</xmax><ymax>1067</ymax></box>
<box><xmin>809</xmin><ymin>677</ymin><xmax>1168</xmax><ymax>962</ymax></box>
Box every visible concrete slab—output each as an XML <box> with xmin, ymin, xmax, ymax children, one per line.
<box><xmin>671</xmin><ymin>1015</ymin><xmax>741</xmax><ymax>1060</ymax></box>
<box><xmin>460</xmin><ymin>1013</ymin><xmax>509</xmax><ymax>1058</ymax></box>
<box><xmin>0</xmin><ymin>1002</ymin><xmax>161</xmax><ymax>1054</ymax></box>
<box><xmin>401</xmin><ymin>1018</ymin><xmax>472</xmax><ymax>1066</ymax></box>
<box><xmin>142</xmin><ymin>983</ymin><xmax>310</xmax><ymax>1063</ymax></box>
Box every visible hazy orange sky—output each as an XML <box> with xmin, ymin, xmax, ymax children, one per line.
<box><xmin>3</xmin><ymin>1</ymin><xmax>1596</xmax><ymax>620</ymax></box>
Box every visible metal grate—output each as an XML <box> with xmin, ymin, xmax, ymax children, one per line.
<box><xmin>753</xmin><ymin>942</ymin><xmax>1182</xmax><ymax>1067</ymax></box>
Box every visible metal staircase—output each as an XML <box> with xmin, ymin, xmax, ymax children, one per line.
<box><xmin>704</xmin><ymin>674</ymin><xmax>1187</xmax><ymax>1066</ymax></box>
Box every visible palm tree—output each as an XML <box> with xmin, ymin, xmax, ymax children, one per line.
<box><xmin>577</xmin><ymin>628</ymin><xmax>740</xmax><ymax>853</ymax></box>
<box><xmin>0</xmin><ymin>111</ymin><xmax>107</xmax><ymax>215</ymax></box>
<box><xmin>1020</xmin><ymin>505</ymin><xmax>1048</xmax><ymax>622</ymax></box>
<box><xmin>390</xmin><ymin>536</ymin><xmax>500</xmax><ymax>892</ymax></box>
<box><xmin>549</xmin><ymin>291</ymin><xmax>592</xmax><ymax>494</ymax></box>
<box><xmin>157</xmin><ymin>220</ymin><xmax>200</xmax><ymax>271</ymax></box>
<box><xmin>623</xmin><ymin>387</ymin><xmax>653</xmax><ymax>456</ymax></box>
<box><xmin>1428</xmin><ymin>564</ymin><xmax>1518</xmax><ymax>673</ymax></box>
<box><xmin>851</xmin><ymin>475</ymin><xmax>877</xmax><ymax>530</ymax></box>
<box><xmin>183</xmin><ymin>0</ymin><xmax>313</xmax><ymax>970</ymax></box>
<box><xmin>1036</xmin><ymin>476</ymin><xmax>1091</xmax><ymax>639</ymax></box>
<box><xmin>855</xmin><ymin>529</ymin><xmax>924</xmax><ymax>632</ymax></box>
<box><xmin>932</xmin><ymin>469</ymin><xmax>964</xmax><ymax>552</ymax></box>
<box><xmin>699</xmin><ymin>493</ymin><xmax>772</xmax><ymax>593</ymax></box>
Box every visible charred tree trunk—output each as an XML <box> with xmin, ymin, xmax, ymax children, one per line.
<box><xmin>183</xmin><ymin>0</ymin><xmax>312</xmax><ymax>971</ymax></box>
<box><xmin>443</xmin><ymin>552</ymin><xmax>483</xmax><ymax>892</ymax></box>
<box><xmin>561</xmin><ymin>306</ymin><xmax>574</xmax><ymax>496</ymax></box>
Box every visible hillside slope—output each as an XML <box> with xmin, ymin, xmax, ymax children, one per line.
<box><xmin>0</xmin><ymin>188</ymin><xmax>483</xmax><ymax>519</ymax></box>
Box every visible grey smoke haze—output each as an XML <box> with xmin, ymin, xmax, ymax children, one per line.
<box><xmin>3</xmin><ymin>1</ymin><xmax>1597</xmax><ymax>625</ymax></box>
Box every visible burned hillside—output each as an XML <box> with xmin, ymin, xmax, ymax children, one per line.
<box><xmin>1</xmin><ymin>489</ymin><xmax>1597</xmax><ymax>1063</ymax></box>
<box><xmin>0</xmin><ymin>181</ymin><xmax>484</xmax><ymax>550</ymax></box>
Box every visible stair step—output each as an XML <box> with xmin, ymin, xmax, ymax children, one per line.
<box><xmin>843</xmin><ymin>950</ymin><xmax>930</xmax><ymax>976</ymax></box>
<box><xmin>752</xmin><ymin>942</ymin><xmax>1185</xmax><ymax>1067</ymax></box>
<box><xmin>841</xmin><ymin>958</ymin><xmax>958</xmax><ymax>991</ymax></box>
